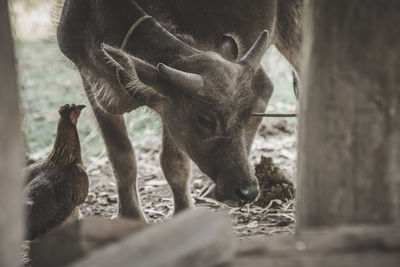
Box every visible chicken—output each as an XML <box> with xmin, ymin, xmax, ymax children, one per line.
<box><xmin>24</xmin><ymin>104</ymin><xmax>88</xmax><ymax>240</ymax></box>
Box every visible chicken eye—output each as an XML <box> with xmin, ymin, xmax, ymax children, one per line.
<box><xmin>198</xmin><ymin>114</ymin><xmax>216</xmax><ymax>130</ymax></box>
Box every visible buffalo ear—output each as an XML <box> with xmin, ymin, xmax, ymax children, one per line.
<box><xmin>101</xmin><ymin>43</ymin><xmax>172</xmax><ymax>97</ymax></box>
<box><xmin>218</xmin><ymin>35</ymin><xmax>240</xmax><ymax>61</ymax></box>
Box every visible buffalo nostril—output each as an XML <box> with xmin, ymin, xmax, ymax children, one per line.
<box><xmin>235</xmin><ymin>188</ymin><xmax>253</xmax><ymax>204</ymax></box>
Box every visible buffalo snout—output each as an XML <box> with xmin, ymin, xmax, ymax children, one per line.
<box><xmin>235</xmin><ymin>185</ymin><xmax>260</xmax><ymax>205</ymax></box>
<box><xmin>215</xmin><ymin>176</ymin><xmax>260</xmax><ymax>207</ymax></box>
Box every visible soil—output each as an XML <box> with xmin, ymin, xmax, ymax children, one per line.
<box><xmin>80</xmin><ymin>119</ymin><xmax>297</xmax><ymax>240</ymax></box>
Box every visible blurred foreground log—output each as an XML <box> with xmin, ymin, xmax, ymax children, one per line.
<box><xmin>235</xmin><ymin>224</ymin><xmax>400</xmax><ymax>267</ymax></box>
<box><xmin>0</xmin><ymin>1</ymin><xmax>24</xmax><ymax>266</ymax></box>
<box><xmin>68</xmin><ymin>209</ymin><xmax>236</xmax><ymax>267</ymax></box>
<box><xmin>30</xmin><ymin>218</ymin><xmax>146</xmax><ymax>267</ymax></box>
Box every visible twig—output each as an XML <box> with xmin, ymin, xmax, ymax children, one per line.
<box><xmin>199</xmin><ymin>183</ymin><xmax>216</xmax><ymax>198</ymax></box>
<box><xmin>251</xmin><ymin>113</ymin><xmax>297</xmax><ymax>118</ymax></box>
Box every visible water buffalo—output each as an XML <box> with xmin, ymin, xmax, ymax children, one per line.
<box><xmin>57</xmin><ymin>0</ymin><xmax>302</xmax><ymax>219</ymax></box>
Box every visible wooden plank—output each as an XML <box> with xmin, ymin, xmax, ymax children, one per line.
<box><xmin>0</xmin><ymin>1</ymin><xmax>24</xmax><ymax>267</ymax></box>
<box><xmin>30</xmin><ymin>218</ymin><xmax>146</xmax><ymax>267</ymax></box>
<box><xmin>234</xmin><ymin>253</ymin><xmax>400</xmax><ymax>267</ymax></box>
<box><xmin>235</xmin><ymin>224</ymin><xmax>400</xmax><ymax>267</ymax></box>
<box><xmin>297</xmin><ymin>0</ymin><xmax>400</xmax><ymax>228</ymax></box>
<box><xmin>68</xmin><ymin>208</ymin><xmax>237</xmax><ymax>267</ymax></box>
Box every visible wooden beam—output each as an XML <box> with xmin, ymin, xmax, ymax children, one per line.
<box><xmin>235</xmin><ymin>224</ymin><xmax>400</xmax><ymax>267</ymax></box>
<box><xmin>297</xmin><ymin>0</ymin><xmax>400</xmax><ymax>228</ymax></box>
<box><xmin>0</xmin><ymin>1</ymin><xmax>24</xmax><ymax>267</ymax></box>
<box><xmin>30</xmin><ymin>218</ymin><xmax>146</xmax><ymax>267</ymax></box>
<box><xmin>235</xmin><ymin>253</ymin><xmax>400</xmax><ymax>267</ymax></box>
<box><xmin>68</xmin><ymin>208</ymin><xmax>237</xmax><ymax>267</ymax></box>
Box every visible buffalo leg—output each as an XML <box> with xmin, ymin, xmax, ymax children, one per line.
<box><xmin>245</xmin><ymin>68</ymin><xmax>274</xmax><ymax>154</ymax></box>
<box><xmin>82</xmin><ymin>77</ymin><xmax>144</xmax><ymax>220</ymax></box>
<box><xmin>274</xmin><ymin>0</ymin><xmax>303</xmax><ymax>72</ymax></box>
<box><xmin>160</xmin><ymin>128</ymin><xmax>192</xmax><ymax>213</ymax></box>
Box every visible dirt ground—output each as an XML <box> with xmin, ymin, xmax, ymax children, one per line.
<box><xmin>80</xmin><ymin>119</ymin><xmax>297</xmax><ymax>240</ymax></box>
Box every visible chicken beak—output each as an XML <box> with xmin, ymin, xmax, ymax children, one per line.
<box><xmin>76</xmin><ymin>105</ymin><xmax>86</xmax><ymax>111</ymax></box>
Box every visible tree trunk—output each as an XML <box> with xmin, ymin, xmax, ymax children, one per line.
<box><xmin>0</xmin><ymin>0</ymin><xmax>24</xmax><ymax>266</ymax></box>
<box><xmin>297</xmin><ymin>0</ymin><xmax>400</xmax><ymax>228</ymax></box>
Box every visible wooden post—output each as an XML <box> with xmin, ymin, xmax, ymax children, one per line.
<box><xmin>0</xmin><ymin>0</ymin><xmax>24</xmax><ymax>266</ymax></box>
<box><xmin>234</xmin><ymin>2</ymin><xmax>400</xmax><ymax>265</ymax></box>
<box><xmin>297</xmin><ymin>0</ymin><xmax>400</xmax><ymax>228</ymax></box>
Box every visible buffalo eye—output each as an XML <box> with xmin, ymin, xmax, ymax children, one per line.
<box><xmin>198</xmin><ymin>114</ymin><xmax>217</xmax><ymax>130</ymax></box>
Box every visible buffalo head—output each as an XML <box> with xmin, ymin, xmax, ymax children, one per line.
<box><xmin>102</xmin><ymin>30</ymin><xmax>270</xmax><ymax>206</ymax></box>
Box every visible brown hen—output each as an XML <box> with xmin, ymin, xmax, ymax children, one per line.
<box><xmin>24</xmin><ymin>104</ymin><xmax>88</xmax><ymax>240</ymax></box>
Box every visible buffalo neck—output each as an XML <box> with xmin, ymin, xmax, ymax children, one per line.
<box><xmin>124</xmin><ymin>18</ymin><xmax>199</xmax><ymax>66</ymax></box>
